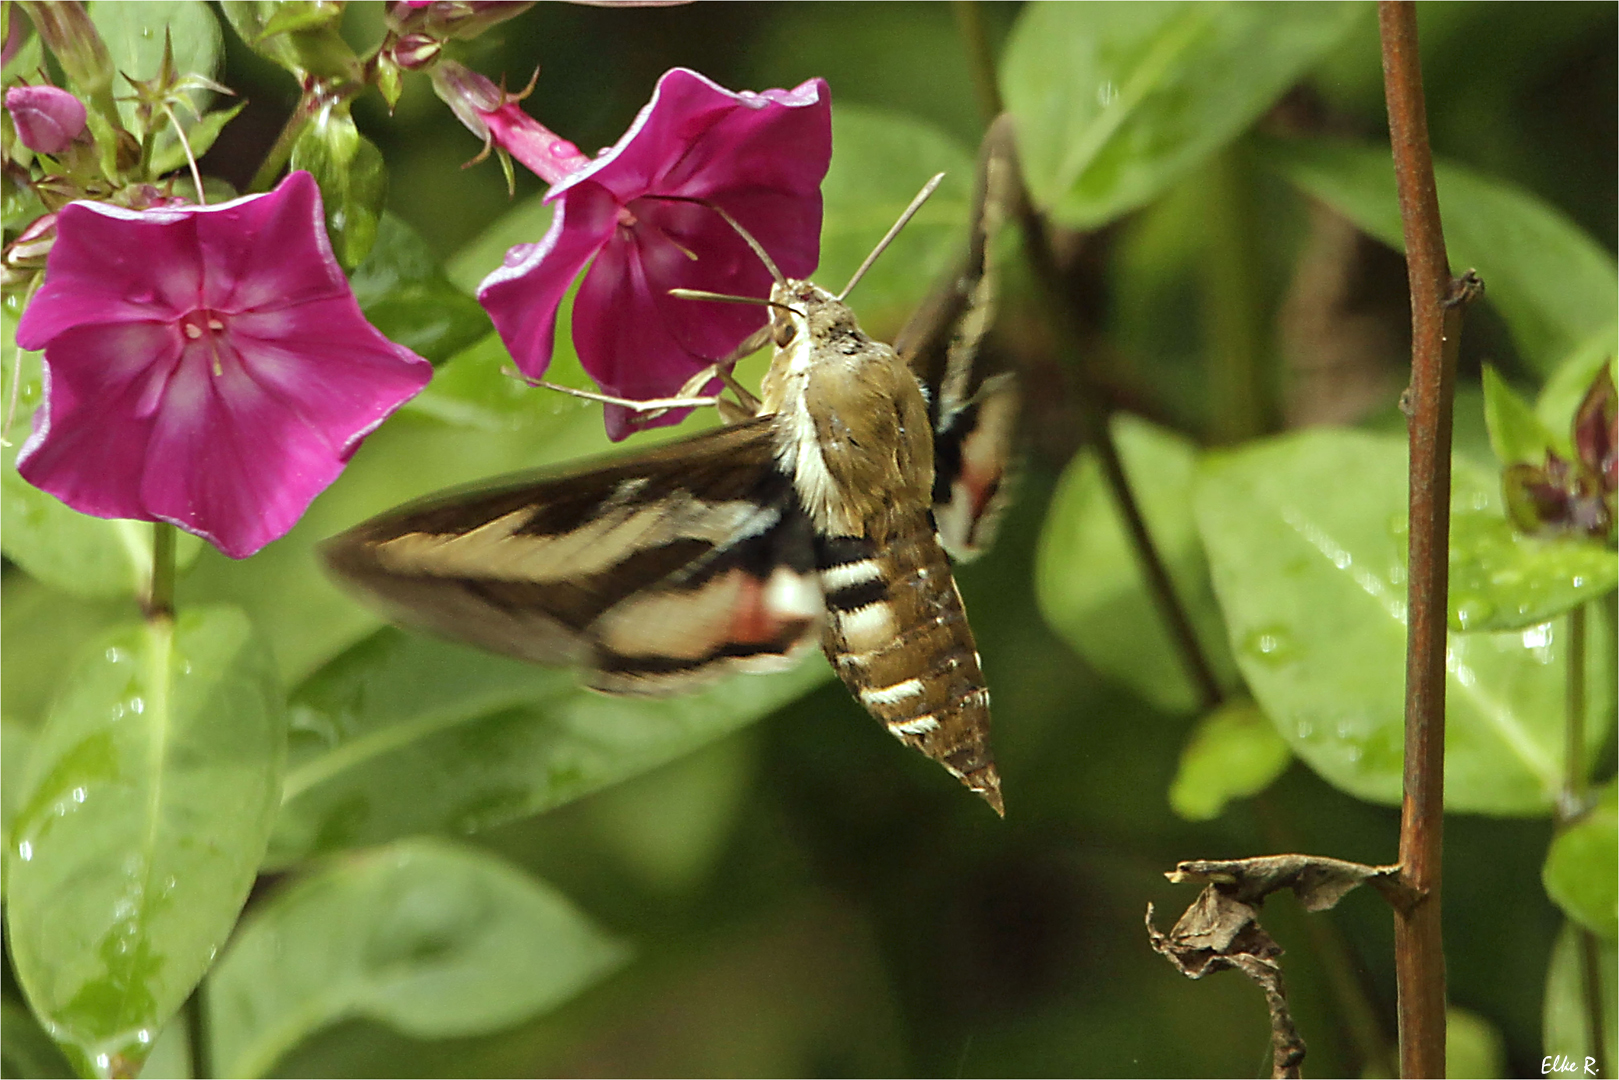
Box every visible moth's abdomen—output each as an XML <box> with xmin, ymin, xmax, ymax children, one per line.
<box><xmin>817</xmin><ymin>524</ymin><xmax>1002</xmax><ymax>815</ymax></box>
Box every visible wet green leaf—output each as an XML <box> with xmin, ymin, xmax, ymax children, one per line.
<box><xmin>88</xmin><ymin>0</ymin><xmax>222</xmax><ymax>130</ymax></box>
<box><xmin>1544</xmin><ymin>783</ymin><xmax>1618</xmax><ymax>941</ymax></box>
<box><xmin>1263</xmin><ymin>137</ymin><xmax>1619</xmax><ymax>375</ymax></box>
<box><xmin>1448</xmin><ymin>512</ymin><xmax>1617</xmax><ymax>632</ymax></box>
<box><xmin>291</xmin><ymin>101</ymin><xmax>387</xmax><ymax>269</ymax></box>
<box><xmin>1002</xmin><ymin>1</ymin><xmax>1365</xmax><ymax>227</ymax></box>
<box><xmin>1543</xmin><ymin>920</ymin><xmax>1618</xmax><ymax>1074</ymax></box>
<box><xmin>349</xmin><ymin>213</ymin><xmax>490</xmax><ymax>366</ymax></box>
<box><xmin>1483</xmin><ymin>366</ymin><xmax>1557</xmax><ymax>467</ymax></box>
<box><xmin>1168</xmin><ymin>698</ymin><xmax>1292</xmax><ymax>821</ymax></box>
<box><xmin>208</xmin><ymin>838</ymin><xmax>628</xmax><ymax>1079</ymax></box>
<box><xmin>4</xmin><ymin>607</ymin><xmax>284</xmax><ymax>1078</ymax></box>
<box><xmin>1036</xmin><ymin>415</ymin><xmax>1237</xmax><ymax>713</ymax></box>
<box><xmin>1194</xmin><ymin>428</ymin><xmax>1614</xmax><ymax>814</ymax></box>
<box><xmin>269</xmin><ymin>628</ymin><xmax>832</xmax><ymax>865</ymax></box>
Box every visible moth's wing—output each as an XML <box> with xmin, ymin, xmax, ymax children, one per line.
<box><xmin>893</xmin><ymin>113</ymin><xmax>1021</xmax><ymax>562</ymax></box>
<box><xmin>322</xmin><ymin>417</ymin><xmax>824</xmax><ymax>696</ymax></box>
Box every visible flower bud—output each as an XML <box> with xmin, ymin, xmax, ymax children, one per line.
<box><xmin>17</xmin><ymin>1</ymin><xmax>113</xmax><ymax>99</ymax></box>
<box><xmin>5</xmin><ymin>85</ymin><xmax>88</xmax><ymax>154</ymax></box>
<box><xmin>391</xmin><ymin>31</ymin><xmax>442</xmax><ymax>70</ymax></box>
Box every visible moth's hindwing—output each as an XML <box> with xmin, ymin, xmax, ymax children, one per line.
<box><xmin>894</xmin><ymin>113</ymin><xmax>1021</xmax><ymax>561</ymax></box>
<box><xmin>322</xmin><ymin>417</ymin><xmax>825</xmax><ymax>695</ymax></box>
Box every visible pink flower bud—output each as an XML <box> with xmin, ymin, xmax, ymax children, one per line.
<box><xmin>5</xmin><ymin>85</ymin><xmax>88</xmax><ymax>155</ymax></box>
<box><xmin>390</xmin><ymin>32</ymin><xmax>441</xmax><ymax>70</ymax></box>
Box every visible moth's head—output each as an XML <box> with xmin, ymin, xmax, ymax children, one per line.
<box><xmin>767</xmin><ymin>279</ymin><xmax>836</xmax><ymax>348</ymax></box>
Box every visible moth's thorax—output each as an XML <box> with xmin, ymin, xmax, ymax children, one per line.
<box><xmin>759</xmin><ymin>279</ymin><xmax>934</xmax><ymax>540</ymax></box>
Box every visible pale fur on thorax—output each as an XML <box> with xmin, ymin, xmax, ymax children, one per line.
<box><xmin>758</xmin><ymin>280</ymin><xmax>933</xmax><ymax>539</ymax></box>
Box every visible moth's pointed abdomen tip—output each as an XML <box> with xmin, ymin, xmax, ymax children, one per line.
<box><xmin>967</xmin><ymin>765</ymin><xmax>1005</xmax><ymax>818</ymax></box>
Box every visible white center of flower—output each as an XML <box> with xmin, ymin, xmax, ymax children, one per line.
<box><xmin>178</xmin><ymin>309</ymin><xmax>231</xmax><ymax>376</ymax></box>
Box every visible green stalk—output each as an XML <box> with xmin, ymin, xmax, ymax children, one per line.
<box><xmin>146</xmin><ymin>521</ymin><xmax>176</xmax><ymax>621</ymax></box>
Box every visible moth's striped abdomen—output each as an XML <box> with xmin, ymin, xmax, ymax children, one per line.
<box><xmin>817</xmin><ymin>522</ymin><xmax>1001</xmax><ymax>815</ymax></box>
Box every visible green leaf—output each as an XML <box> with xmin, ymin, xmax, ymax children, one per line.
<box><xmin>1446</xmin><ymin>1007</ymin><xmax>1506</xmax><ymax>1080</ymax></box>
<box><xmin>4</xmin><ymin>606</ymin><xmax>284</xmax><ymax>1078</ymax></box>
<box><xmin>1</xmin><ymin>341</ymin><xmax>203</xmax><ymax>598</ymax></box>
<box><xmin>1035</xmin><ymin>415</ymin><xmax>1237</xmax><ymax>713</ymax></box>
<box><xmin>218</xmin><ymin>1</ymin><xmax>356</xmax><ymax>80</ymax></box>
<box><xmin>1168</xmin><ymin>698</ymin><xmax>1292</xmax><ymax>820</ymax></box>
<box><xmin>290</xmin><ymin>101</ymin><xmax>387</xmax><ymax>269</ymax></box>
<box><xmin>1448</xmin><ymin>512</ymin><xmax>1618</xmax><ymax>632</ymax></box>
<box><xmin>0</xmin><ymin>999</ymin><xmax>77</xmax><ymax>1080</ymax></box>
<box><xmin>88</xmin><ymin>0</ymin><xmax>222</xmax><ymax>130</ymax></box>
<box><xmin>173</xmin><ymin>329</ymin><xmax>627</xmax><ymax>686</ymax></box>
<box><xmin>1194</xmin><ymin>428</ymin><xmax>1614</xmax><ymax>814</ymax></box>
<box><xmin>1001</xmin><ymin>1</ymin><xmax>1366</xmax><ymax>227</ymax></box>
<box><xmin>349</xmin><ymin>213</ymin><xmax>491</xmax><ymax>366</ymax></box>
<box><xmin>1262</xmin><ymin>137</ymin><xmax>1619</xmax><ymax>375</ymax></box>
<box><xmin>0</xmin><ymin>577</ymin><xmax>132</xmax><ymax>729</ymax></box>
<box><xmin>1544</xmin><ymin>783</ymin><xmax>1618</xmax><ymax>941</ymax></box>
<box><xmin>2</xmin><ymin>454</ymin><xmax>204</xmax><ymax>599</ymax></box>
<box><xmin>1544</xmin><ymin>920</ymin><xmax>1618</xmax><ymax>1074</ymax></box>
<box><xmin>445</xmin><ymin>195</ymin><xmax>554</xmax><ymax>294</ymax></box>
<box><xmin>208</xmin><ymin>838</ymin><xmax>628</xmax><ymax>1079</ymax></box>
<box><xmin>1483</xmin><ymin>366</ymin><xmax>1557</xmax><ymax>466</ymax></box>
<box><xmin>148</xmin><ymin>100</ymin><xmax>246</xmax><ymax>178</ymax></box>
<box><xmin>269</xmin><ymin>628</ymin><xmax>833</xmax><ymax>864</ymax></box>
<box><xmin>819</xmin><ymin>105</ymin><xmax>975</xmax><ymax>338</ymax></box>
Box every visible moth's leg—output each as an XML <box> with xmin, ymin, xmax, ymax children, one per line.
<box><xmin>532</xmin><ymin>381</ymin><xmax>722</xmax><ymax>415</ymax></box>
<box><xmin>718</xmin><ymin>367</ymin><xmax>764</xmax><ymax>417</ymax></box>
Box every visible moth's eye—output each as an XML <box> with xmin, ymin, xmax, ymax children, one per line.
<box><xmin>772</xmin><ymin>319</ymin><xmax>796</xmax><ymax>348</ymax></box>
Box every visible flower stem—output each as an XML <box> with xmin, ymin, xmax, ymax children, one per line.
<box><xmin>1562</xmin><ymin>603</ymin><xmax>1588</xmax><ymax>817</ymax></box>
<box><xmin>247</xmin><ymin>94</ymin><xmax>319</xmax><ymax>194</ymax></box>
<box><xmin>1379</xmin><ymin>3</ymin><xmax>1478</xmax><ymax>1075</ymax></box>
<box><xmin>162</xmin><ymin>101</ymin><xmax>207</xmax><ymax>205</ymax></box>
<box><xmin>146</xmin><ymin>521</ymin><xmax>176</xmax><ymax>621</ymax></box>
<box><xmin>1559</xmin><ymin>603</ymin><xmax>1609</xmax><ymax>1080</ymax></box>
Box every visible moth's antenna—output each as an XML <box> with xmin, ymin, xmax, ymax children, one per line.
<box><xmin>838</xmin><ymin>172</ymin><xmax>945</xmax><ymax>301</ymax></box>
<box><xmin>646</xmin><ymin>195</ymin><xmax>784</xmax><ymax>284</ymax></box>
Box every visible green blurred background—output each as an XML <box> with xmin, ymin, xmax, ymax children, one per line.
<box><xmin>35</xmin><ymin>2</ymin><xmax>1617</xmax><ymax>1076</ymax></box>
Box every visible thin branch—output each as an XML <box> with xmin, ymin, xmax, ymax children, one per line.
<box><xmin>952</xmin><ymin>0</ymin><xmax>1004</xmax><ymax>125</ymax></box>
<box><xmin>1378</xmin><ymin>4</ymin><xmax>1480</xmax><ymax>1075</ymax></box>
<box><xmin>1015</xmin><ymin>197</ymin><xmax>1226</xmax><ymax>712</ymax></box>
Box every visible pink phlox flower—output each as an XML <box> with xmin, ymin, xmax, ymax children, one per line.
<box><xmin>5</xmin><ymin>84</ymin><xmax>88</xmax><ymax>155</ymax></box>
<box><xmin>15</xmin><ymin>171</ymin><xmax>433</xmax><ymax>558</ymax></box>
<box><xmin>432</xmin><ymin>61</ymin><xmax>589</xmax><ymax>180</ymax></box>
<box><xmin>477</xmin><ymin>68</ymin><xmax>831</xmax><ymax>440</ymax></box>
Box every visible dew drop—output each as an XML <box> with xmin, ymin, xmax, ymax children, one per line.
<box><xmin>1242</xmin><ymin>625</ymin><xmax>1296</xmax><ymax>666</ymax></box>
<box><xmin>1096</xmin><ymin>80</ymin><xmax>1119</xmax><ymax>106</ymax></box>
<box><xmin>129</xmin><ymin>696</ymin><xmax>145</xmax><ymax>714</ymax></box>
<box><xmin>1453</xmin><ymin>598</ymin><xmax>1494</xmax><ymax>630</ymax></box>
<box><xmin>71</xmin><ymin>787</ymin><xmax>86</xmax><ymax>803</ymax></box>
<box><xmin>136</xmin><ymin>1029</ymin><xmax>153</xmax><ymax>1046</ymax></box>
<box><xmin>17</xmin><ymin>840</ymin><xmax>32</xmax><ymax>861</ymax></box>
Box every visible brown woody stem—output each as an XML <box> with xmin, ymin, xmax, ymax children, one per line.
<box><xmin>1380</xmin><ymin>3</ymin><xmax>1475</xmax><ymax>1075</ymax></box>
